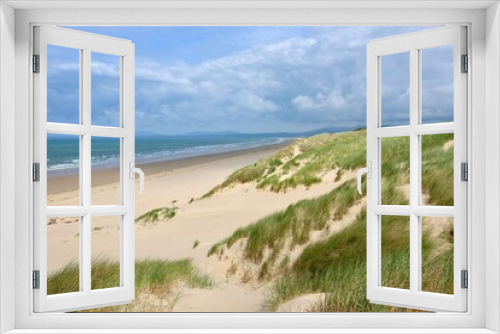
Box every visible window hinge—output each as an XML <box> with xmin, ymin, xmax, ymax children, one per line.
<box><xmin>33</xmin><ymin>54</ymin><xmax>40</xmax><ymax>73</ymax></box>
<box><xmin>33</xmin><ymin>163</ymin><xmax>40</xmax><ymax>182</ymax></box>
<box><xmin>461</xmin><ymin>270</ymin><xmax>468</xmax><ymax>289</ymax></box>
<box><xmin>33</xmin><ymin>270</ymin><xmax>40</xmax><ymax>289</ymax></box>
<box><xmin>461</xmin><ymin>162</ymin><xmax>468</xmax><ymax>182</ymax></box>
<box><xmin>461</xmin><ymin>54</ymin><xmax>468</xmax><ymax>73</ymax></box>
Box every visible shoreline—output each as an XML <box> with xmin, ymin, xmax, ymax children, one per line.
<box><xmin>47</xmin><ymin>140</ymin><xmax>293</xmax><ymax>195</ymax></box>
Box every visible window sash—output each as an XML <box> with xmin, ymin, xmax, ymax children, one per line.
<box><xmin>366</xmin><ymin>26</ymin><xmax>467</xmax><ymax>312</ymax></box>
<box><xmin>32</xmin><ymin>25</ymin><xmax>136</xmax><ymax>313</ymax></box>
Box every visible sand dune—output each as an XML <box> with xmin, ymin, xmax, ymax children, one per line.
<box><xmin>47</xmin><ymin>144</ymin><xmax>290</xmax><ymax>271</ymax></box>
<box><xmin>47</xmin><ymin>141</ymin><xmax>359</xmax><ymax>312</ymax></box>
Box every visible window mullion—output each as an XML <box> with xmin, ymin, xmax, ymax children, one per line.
<box><xmin>409</xmin><ymin>47</ymin><xmax>420</xmax><ymax>294</ymax></box>
<box><xmin>82</xmin><ymin>48</ymin><xmax>92</xmax><ymax>294</ymax></box>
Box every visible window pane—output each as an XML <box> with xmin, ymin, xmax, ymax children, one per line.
<box><xmin>381</xmin><ymin>136</ymin><xmax>410</xmax><ymax>205</ymax></box>
<box><xmin>91</xmin><ymin>52</ymin><xmax>121</xmax><ymax>127</ymax></box>
<box><xmin>421</xmin><ymin>216</ymin><xmax>454</xmax><ymax>294</ymax></box>
<box><xmin>381</xmin><ymin>215</ymin><xmax>410</xmax><ymax>290</ymax></box>
<box><xmin>91</xmin><ymin>216</ymin><xmax>121</xmax><ymax>290</ymax></box>
<box><xmin>47</xmin><ymin>216</ymin><xmax>80</xmax><ymax>295</ymax></box>
<box><xmin>421</xmin><ymin>45</ymin><xmax>454</xmax><ymax>124</ymax></box>
<box><xmin>91</xmin><ymin>137</ymin><xmax>121</xmax><ymax>206</ymax></box>
<box><xmin>47</xmin><ymin>134</ymin><xmax>80</xmax><ymax>206</ymax></box>
<box><xmin>381</xmin><ymin>52</ymin><xmax>410</xmax><ymax>127</ymax></box>
<box><xmin>47</xmin><ymin>45</ymin><xmax>80</xmax><ymax>124</ymax></box>
<box><xmin>421</xmin><ymin>133</ymin><xmax>454</xmax><ymax>206</ymax></box>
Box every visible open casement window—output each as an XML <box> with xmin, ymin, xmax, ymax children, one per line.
<box><xmin>33</xmin><ymin>26</ymin><xmax>141</xmax><ymax>312</ymax></box>
<box><xmin>363</xmin><ymin>26</ymin><xmax>467</xmax><ymax>312</ymax></box>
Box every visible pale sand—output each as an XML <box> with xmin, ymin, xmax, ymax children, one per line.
<box><xmin>46</xmin><ymin>141</ymin><xmax>357</xmax><ymax>312</ymax></box>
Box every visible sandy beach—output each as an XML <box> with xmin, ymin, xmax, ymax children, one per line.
<box><xmin>47</xmin><ymin>140</ymin><xmax>359</xmax><ymax>312</ymax></box>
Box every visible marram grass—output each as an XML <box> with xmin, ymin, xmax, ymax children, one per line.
<box><xmin>135</xmin><ymin>206</ymin><xmax>178</xmax><ymax>224</ymax></box>
<box><xmin>47</xmin><ymin>258</ymin><xmax>214</xmax><ymax>312</ymax></box>
<box><xmin>203</xmin><ymin>131</ymin><xmax>367</xmax><ymax>196</ymax></box>
<box><xmin>207</xmin><ymin>131</ymin><xmax>455</xmax><ymax>312</ymax></box>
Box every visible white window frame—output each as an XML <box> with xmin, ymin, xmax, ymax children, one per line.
<box><xmin>366</xmin><ymin>26</ymin><xmax>467</xmax><ymax>312</ymax></box>
<box><xmin>1</xmin><ymin>2</ymin><xmax>499</xmax><ymax>333</ymax></box>
<box><xmin>33</xmin><ymin>26</ymin><xmax>136</xmax><ymax>313</ymax></box>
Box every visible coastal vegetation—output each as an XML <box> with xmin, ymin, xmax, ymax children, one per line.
<box><xmin>207</xmin><ymin>180</ymin><xmax>362</xmax><ymax>267</ymax></box>
<box><xmin>48</xmin><ymin>129</ymin><xmax>455</xmax><ymax>312</ymax></box>
<box><xmin>203</xmin><ymin>131</ymin><xmax>367</xmax><ymax>197</ymax></box>
<box><xmin>135</xmin><ymin>206</ymin><xmax>178</xmax><ymax>224</ymax></box>
<box><xmin>48</xmin><ymin>258</ymin><xmax>214</xmax><ymax>312</ymax></box>
<box><xmin>265</xmin><ymin>210</ymin><xmax>453</xmax><ymax>312</ymax></box>
<box><xmin>207</xmin><ymin>130</ymin><xmax>455</xmax><ymax>312</ymax></box>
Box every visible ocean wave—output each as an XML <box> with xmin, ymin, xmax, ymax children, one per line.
<box><xmin>47</xmin><ymin>137</ymin><xmax>286</xmax><ymax>171</ymax></box>
<box><xmin>49</xmin><ymin>163</ymin><xmax>79</xmax><ymax>170</ymax></box>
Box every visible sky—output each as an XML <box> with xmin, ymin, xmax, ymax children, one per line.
<box><xmin>46</xmin><ymin>26</ymin><xmax>454</xmax><ymax>135</ymax></box>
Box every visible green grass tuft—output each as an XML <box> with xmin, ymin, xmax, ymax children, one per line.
<box><xmin>135</xmin><ymin>206</ymin><xmax>178</xmax><ymax>224</ymax></box>
<box><xmin>47</xmin><ymin>258</ymin><xmax>214</xmax><ymax>297</ymax></box>
<box><xmin>203</xmin><ymin>131</ymin><xmax>367</xmax><ymax>196</ymax></box>
<box><xmin>266</xmin><ymin>209</ymin><xmax>453</xmax><ymax>312</ymax></box>
<box><xmin>208</xmin><ymin>179</ymin><xmax>364</xmax><ymax>268</ymax></box>
<box><xmin>207</xmin><ymin>130</ymin><xmax>455</xmax><ymax>312</ymax></box>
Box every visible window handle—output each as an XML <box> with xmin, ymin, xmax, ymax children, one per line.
<box><xmin>357</xmin><ymin>162</ymin><xmax>371</xmax><ymax>195</ymax></box>
<box><xmin>129</xmin><ymin>161</ymin><xmax>145</xmax><ymax>195</ymax></box>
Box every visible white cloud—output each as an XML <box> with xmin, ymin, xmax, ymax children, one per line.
<box><xmin>49</xmin><ymin>26</ymin><xmax>449</xmax><ymax>132</ymax></box>
<box><xmin>91</xmin><ymin>62</ymin><xmax>120</xmax><ymax>77</ymax></box>
<box><xmin>233</xmin><ymin>91</ymin><xmax>280</xmax><ymax>113</ymax></box>
<box><xmin>131</xmin><ymin>33</ymin><xmax>367</xmax><ymax>133</ymax></box>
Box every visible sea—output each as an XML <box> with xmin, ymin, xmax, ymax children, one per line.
<box><xmin>46</xmin><ymin>134</ymin><xmax>287</xmax><ymax>177</ymax></box>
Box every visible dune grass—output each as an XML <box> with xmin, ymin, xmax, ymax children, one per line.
<box><xmin>47</xmin><ymin>258</ymin><xmax>214</xmax><ymax>311</ymax></box>
<box><xmin>267</xmin><ymin>209</ymin><xmax>454</xmax><ymax>312</ymax></box>
<box><xmin>135</xmin><ymin>206</ymin><xmax>178</xmax><ymax>224</ymax></box>
<box><xmin>421</xmin><ymin>134</ymin><xmax>454</xmax><ymax>206</ymax></box>
<box><xmin>203</xmin><ymin>131</ymin><xmax>367</xmax><ymax>196</ymax></box>
<box><xmin>208</xmin><ymin>179</ymin><xmax>363</xmax><ymax>268</ymax></box>
<box><xmin>207</xmin><ymin>130</ymin><xmax>455</xmax><ymax>312</ymax></box>
<box><xmin>48</xmin><ymin>258</ymin><xmax>213</xmax><ymax>295</ymax></box>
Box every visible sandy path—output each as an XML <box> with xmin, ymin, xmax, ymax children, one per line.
<box><xmin>172</xmin><ymin>286</ymin><xmax>268</xmax><ymax>312</ymax></box>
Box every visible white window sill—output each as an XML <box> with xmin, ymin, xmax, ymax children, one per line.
<box><xmin>4</xmin><ymin>329</ymin><xmax>498</xmax><ymax>334</ymax></box>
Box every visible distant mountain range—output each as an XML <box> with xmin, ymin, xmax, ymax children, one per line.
<box><xmin>136</xmin><ymin>125</ymin><xmax>364</xmax><ymax>138</ymax></box>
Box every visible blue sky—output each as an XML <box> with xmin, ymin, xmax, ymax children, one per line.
<box><xmin>47</xmin><ymin>26</ymin><xmax>453</xmax><ymax>134</ymax></box>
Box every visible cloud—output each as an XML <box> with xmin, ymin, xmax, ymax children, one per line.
<box><xmin>292</xmin><ymin>90</ymin><xmax>348</xmax><ymax>111</ymax></box>
<box><xmin>47</xmin><ymin>26</ymin><xmax>451</xmax><ymax>133</ymax></box>
<box><xmin>49</xmin><ymin>61</ymin><xmax>120</xmax><ymax>77</ymax></box>
<box><xmin>131</xmin><ymin>33</ymin><xmax>367</xmax><ymax>132</ymax></box>
<box><xmin>91</xmin><ymin>62</ymin><xmax>120</xmax><ymax>77</ymax></box>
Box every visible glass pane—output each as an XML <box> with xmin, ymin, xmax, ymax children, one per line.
<box><xmin>91</xmin><ymin>137</ymin><xmax>121</xmax><ymax>206</ymax></box>
<box><xmin>47</xmin><ymin>134</ymin><xmax>80</xmax><ymax>206</ymax></box>
<box><xmin>47</xmin><ymin>216</ymin><xmax>80</xmax><ymax>295</ymax></box>
<box><xmin>421</xmin><ymin>45</ymin><xmax>454</xmax><ymax>124</ymax></box>
<box><xmin>381</xmin><ymin>52</ymin><xmax>410</xmax><ymax>127</ymax></box>
<box><xmin>381</xmin><ymin>136</ymin><xmax>410</xmax><ymax>205</ymax></box>
<box><xmin>421</xmin><ymin>216</ymin><xmax>454</xmax><ymax>294</ymax></box>
<box><xmin>421</xmin><ymin>133</ymin><xmax>454</xmax><ymax>206</ymax></box>
<box><xmin>47</xmin><ymin>45</ymin><xmax>80</xmax><ymax>124</ymax></box>
<box><xmin>91</xmin><ymin>52</ymin><xmax>121</xmax><ymax>127</ymax></box>
<box><xmin>91</xmin><ymin>216</ymin><xmax>121</xmax><ymax>290</ymax></box>
<box><xmin>381</xmin><ymin>215</ymin><xmax>410</xmax><ymax>290</ymax></box>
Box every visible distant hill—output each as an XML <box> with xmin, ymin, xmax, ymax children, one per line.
<box><xmin>136</xmin><ymin>125</ymin><xmax>363</xmax><ymax>139</ymax></box>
